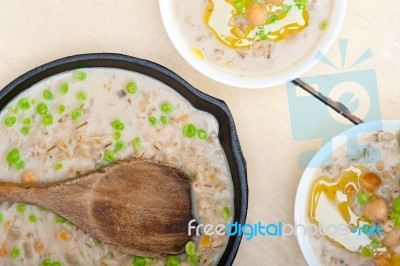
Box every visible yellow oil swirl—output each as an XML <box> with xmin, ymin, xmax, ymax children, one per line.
<box><xmin>204</xmin><ymin>0</ymin><xmax>309</xmax><ymax>49</ymax></box>
<box><xmin>309</xmin><ymin>167</ymin><xmax>364</xmax><ymax>226</ymax></box>
<box><xmin>308</xmin><ymin>166</ymin><xmax>400</xmax><ymax>263</ymax></box>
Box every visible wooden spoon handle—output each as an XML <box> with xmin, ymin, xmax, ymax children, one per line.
<box><xmin>0</xmin><ymin>182</ymin><xmax>44</xmax><ymax>204</ymax></box>
<box><xmin>0</xmin><ymin>175</ymin><xmax>95</xmax><ymax>226</ymax></box>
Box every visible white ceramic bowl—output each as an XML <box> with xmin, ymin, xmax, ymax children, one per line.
<box><xmin>294</xmin><ymin>120</ymin><xmax>400</xmax><ymax>265</ymax></box>
<box><xmin>160</xmin><ymin>0</ymin><xmax>347</xmax><ymax>89</ymax></box>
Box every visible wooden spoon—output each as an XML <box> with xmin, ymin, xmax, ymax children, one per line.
<box><xmin>0</xmin><ymin>160</ymin><xmax>193</xmax><ymax>257</ymax></box>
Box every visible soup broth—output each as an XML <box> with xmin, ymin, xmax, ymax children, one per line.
<box><xmin>172</xmin><ymin>0</ymin><xmax>333</xmax><ymax>77</ymax></box>
<box><xmin>0</xmin><ymin>68</ymin><xmax>234</xmax><ymax>266</ymax></box>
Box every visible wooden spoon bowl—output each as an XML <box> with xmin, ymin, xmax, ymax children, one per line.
<box><xmin>0</xmin><ymin>160</ymin><xmax>192</xmax><ymax>257</ymax></box>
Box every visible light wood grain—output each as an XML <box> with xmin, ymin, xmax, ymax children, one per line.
<box><xmin>0</xmin><ymin>0</ymin><xmax>399</xmax><ymax>265</ymax></box>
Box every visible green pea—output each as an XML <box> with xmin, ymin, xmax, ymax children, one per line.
<box><xmin>9</xmin><ymin>105</ymin><xmax>18</xmax><ymax>114</ymax></box>
<box><xmin>361</xmin><ymin>245</ymin><xmax>373</xmax><ymax>257</ymax></box>
<box><xmin>111</xmin><ymin>120</ymin><xmax>125</xmax><ymax>131</ymax></box>
<box><xmin>370</xmin><ymin>239</ymin><xmax>381</xmax><ymax>249</ymax></box>
<box><xmin>64</xmin><ymin>219</ymin><xmax>74</xmax><ymax>226</ymax></box>
<box><xmin>183</xmin><ymin>123</ymin><xmax>196</xmax><ymax>138</ymax></box>
<box><xmin>74</xmin><ymin>70</ymin><xmax>87</xmax><ymax>81</ymax></box>
<box><xmin>28</xmin><ymin>214</ymin><xmax>38</xmax><ymax>223</ymax></box>
<box><xmin>394</xmin><ymin>213</ymin><xmax>400</xmax><ymax>227</ymax></box>
<box><xmin>126</xmin><ymin>82</ymin><xmax>138</xmax><ymax>94</ymax></box>
<box><xmin>43</xmin><ymin>114</ymin><xmax>54</xmax><ymax>126</ymax></box>
<box><xmin>16</xmin><ymin>203</ymin><xmax>25</xmax><ymax>214</ymax></box>
<box><xmin>77</xmin><ymin>91</ymin><xmax>87</xmax><ymax>101</ymax></box>
<box><xmin>60</xmin><ymin>82</ymin><xmax>69</xmax><ymax>94</ymax></box>
<box><xmin>71</xmin><ymin>107</ymin><xmax>83</xmax><ymax>121</ymax></box>
<box><xmin>10</xmin><ymin>247</ymin><xmax>20</xmax><ymax>259</ymax></box>
<box><xmin>4</xmin><ymin>115</ymin><xmax>17</xmax><ymax>127</ymax></box>
<box><xmin>42</xmin><ymin>258</ymin><xmax>52</xmax><ymax>266</ymax></box>
<box><xmin>187</xmin><ymin>254</ymin><xmax>199</xmax><ymax>265</ymax></box>
<box><xmin>104</xmin><ymin>151</ymin><xmax>116</xmax><ymax>164</ymax></box>
<box><xmin>37</xmin><ymin>206</ymin><xmax>46</xmax><ymax>212</ymax></box>
<box><xmin>185</xmin><ymin>241</ymin><xmax>196</xmax><ymax>256</ymax></box>
<box><xmin>144</xmin><ymin>258</ymin><xmax>156</xmax><ymax>264</ymax></box>
<box><xmin>54</xmin><ymin>163</ymin><xmax>64</xmax><ymax>171</ymax></box>
<box><xmin>148</xmin><ymin>116</ymin><xmax>157</xmax><ymax>126</ymax></box>
<box><xmin>132</xmin><ymin>256</ymin><xmax>146</xmax><ymax>266</ymax></box>
<box><xmin>7</xmin><ymin>148</ymin><xmax>20</xmax><ymax>166</ymax></box>
<box><xmin>16</xmin><ymin>160</ymin><xmax>25</xmax><ymax>171</ymax></box>
<box><xmin>51</xmin><ymin>262</ymin><xmax>61</xmax><ymax>266</ymax></box>
<box><xmin>23</xmin><ymin>117</ymin><xmax>32</xmax><ymax>126</ymax></box>
<box><xmin>160</xmin><ymin>115</ymin><xmax>168</xmax><ymax>125</ymax></box>
<box><xmin>223</xmin><ymin>206</ymin><xmax>231</xmax><ymax>220</ymax></box>
<box><xmin>392</xmin><ymin>209</ymin><xmax>400</xmax><ymax>219</ymax></box>
<box><xmin>188</xmin><ymin>172</ymin><xmax>196</xmax><ymax>180</ymax></box>
<box><xmin>57</xmin><ymin>104</ymin><xmax>66</xmax><ymax>114</ymax></box>
<box><xmin>358</xmin><ymin>191</ymin><xmax>368</xmax><ymax>205</ymax></box>
<box><xmin>133</xmin><ymin>137</ymin><xmax>141</xmax><ymax>152</ymax></box>
<box><xmin>55</xmin><ymin>214</ymin><xmax>66</xmax><ymax>224</ymax></box>
<box><xmin>197</xmin><ymin>129</ymin><xmax>208</xmax><ymax>140</ymax></box>
<box><xmin>43</xmin><ymin>89</ymin><xmax>54</xmax><ymax>100</ymax></box>
<box><xmin>394</xmin><ymin>196</ymin><xmax>400</xmax><ymax>212</ymax></box>
<box><xmin>166</xmin><ymin>256</ymin><xmax>181</xmax><ymax>266</ymax></box>
<box><xmin>113</xmin><ymin>131</ymin><xmax>122</xmax><ymax>140</ymax></box>
<box><xmin>37</xmin><ymin>103</ymin><xmax>48</xmax><ymax>115</ymax></box>
<box><xmin>18</xmin><ymin>98</ymin><xmax>30</xmax><ymax>110</ymax></box>
<box><xmin>160</xmin><ymin>102</ymin><xmax>174</xmax><ymax>114</ymax></box>
<box><xmin>21</xmin><ymin>127</ymin><xmax>30</xmax><ymax>136</ymax></box>
<box><xmin>0</xmin><ymin>213</ymin><xmax>4</xmax><ymax>223</ymax></box>
<box><xmin>114</xmin><ymin>141</ymin><xmax>126</xmax><ymax>152</ymax></box>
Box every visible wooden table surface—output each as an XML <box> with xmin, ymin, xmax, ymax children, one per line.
<box><xmin>0</xmin><ymin>1</ymin><xmax>399</xmax><ymax>265</ymax></box>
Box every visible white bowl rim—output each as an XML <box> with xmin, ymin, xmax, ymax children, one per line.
<box><xmin>159</xmin><ymin>0</ymin><xmax>348</xmax><ymax>89</ymax></box>
<box><xmin>294</xmin><ymin>120</ymin><xmax>400</xmax><ymax>265</ymax></box>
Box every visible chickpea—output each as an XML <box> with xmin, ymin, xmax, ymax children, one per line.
<box><xmin>59</xmin><ymin>229</ymin><xmax>72</xmax><ymax>241</ymax></box>
<box><xmin>267</xmin><ymin>0</ymin><xmax>284</xmax><ymax>6</ymax></box>
<box><xmin>364</xmin><ymin>198</ymin><xmax>388</xmax><ymax>220</ymax></box>
<box><xmin>383</xmin><ymin>229</ymin><xmax>400</xmax><ymax>246</ymax></box>
<box><xmin>344</xmin><ymin>184</ymin><xmax>356</xmax><ymax>197</ymax></box>
<box><xmin>21</xmin><ymin>170</ymin><xmax>38</xmax><ymax>186</ymax></box>
<box><xmin>361</xmin><ymin>172</ymin><xmax>382</xmax><ymax>192</ymax></box>
<box><xmin>0</xmin><ymin>244</ymin><xmax>7</xmax><ymax>257</ymax></box>
<box><xmin>380</xmin><ymin>219</ymin><xmax>394</xmax><ymax>233</ymax></box>
<box><xmin>246</xmin><ymin>3</ymin><xmax>268</xmax><ymax>26</ymax></box>
<box><xmin>33</xmin><ymin>240</ymin><xmax>44</xmax><ymax>252</ymax></box>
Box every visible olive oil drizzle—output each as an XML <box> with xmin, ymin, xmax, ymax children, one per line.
<box><xmin>204</xmin><ymin>0</ymin><xmax>309</xmax><ymax>49</ymax></box>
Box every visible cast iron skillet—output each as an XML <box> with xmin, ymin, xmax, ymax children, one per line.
<box><xmin>0</xmin><ymin>53</ymin><xmax>248</xmax><ymax>266</ymax></box>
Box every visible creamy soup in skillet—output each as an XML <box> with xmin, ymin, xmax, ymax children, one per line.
<box><xmin>309</xmin><ymin>131</ymin><xmax>400</xmax><ymax>265</ymax></box>
<box><xmin>0</xmin><ymin>68</ymin><xmax>234</xmax><ymax>266</ymax></box>
<box><xmin>172</xmin><ymin>0</ymin><xmax>332</xmax><ymax>77</ymax></box>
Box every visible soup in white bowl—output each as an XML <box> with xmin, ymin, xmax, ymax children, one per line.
<box><xmin>160</xmin><ymin>0</ymin><xmax>346</xmax><ymax>88</ymax></box>
<box><xmin>296</xmin><ymin>121</ymin><xmax>400</xmax><ymax>265</ymax></box>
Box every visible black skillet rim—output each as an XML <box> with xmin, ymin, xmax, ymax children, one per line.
<box><xmin>0</xmin><ymin>53</ymin><xmax>248</xmax><ymax>266</ymax></box>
